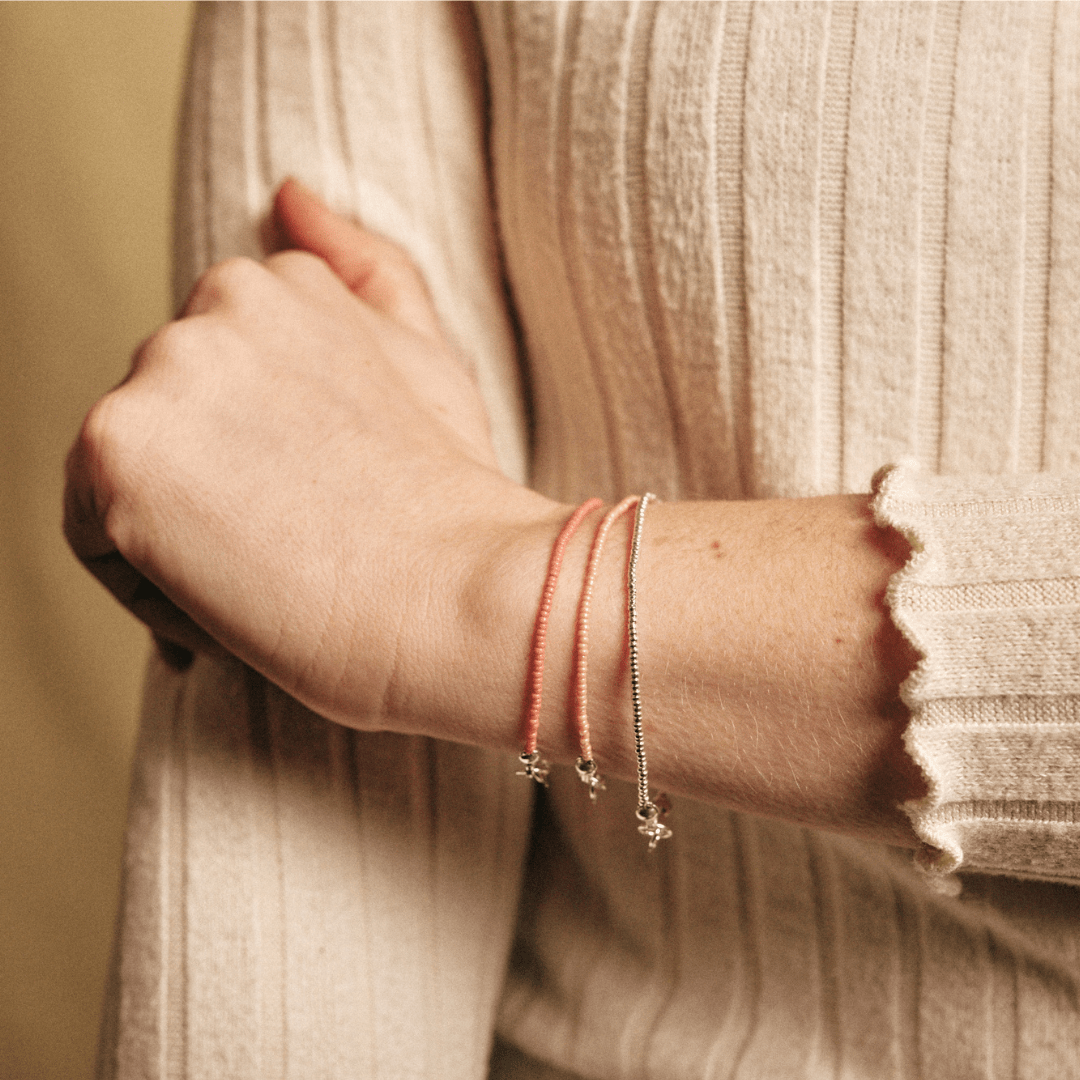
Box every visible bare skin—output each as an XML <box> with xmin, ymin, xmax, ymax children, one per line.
<box><xmin>64</xmin><ymin>180</ymin><xmax>924</xmax><ymax>848</ymax></box>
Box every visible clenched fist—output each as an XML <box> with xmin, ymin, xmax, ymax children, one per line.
<box><xmin>64</xmin><ymin>179</ymin><xmax>555</xmax><ymax>735</ymax></box>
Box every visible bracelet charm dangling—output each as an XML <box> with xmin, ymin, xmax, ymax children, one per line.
<box><xmin>517</xmin><ymin>750</ymin><xmax>550</xmax><ymax>786</ymax></box>
<box><xmin>575</xmin><ymin>757</ymin><xmax>605</xmax><ymax>800</ymax></box>
<box><xmin>636</xmin><ymin>800</ymin><xmax>672</xmax><ymax>849</ymax></box>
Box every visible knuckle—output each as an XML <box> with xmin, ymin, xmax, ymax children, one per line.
<box><xmin>186</xmin><ymin>255</ymin><xmax>265</xmax><ymax>314</ymax></box>
<box><xmin>77</xmin><ymin>390</ymin><xmax>131</xmax><ymax>479</ymax></box>
<box><xmin>135</xmin><ymin>320</ymin><xmax>186</xmax><ymax>367</ymax></box>
<box><xmin>131</xmin><ymin>318</ymin><xmax>208</xmax><ymax>380</ymax></box>
<box><xmin>79</xmin><ymin>391</ymin><xmax>118</xmax><ymax>453</ymax></box>
<box><xmin>72</xmin><ymin>396</ymin><xmax>129</xmax><ymax>527</ymax></box>
<box><xmin>208</xmin><ymin>255</ymin><xmax>264</xmax><ymax>289</ymax></box>
<box><xmin>72</xmin><ymin>389</ymin><xmax>152</xmax><ymax>554</ymax></box>
<box><xmin>264</xmin><ymin>248</ymin><xmax>336</xmax><ymax>292</ymax></box>
<box><xmin>265</xmin><ymin>248</ymin><xmax>325</xmax><ymax>276</ymax></box>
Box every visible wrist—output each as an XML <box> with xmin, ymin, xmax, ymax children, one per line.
<box><xmin>387</xmin><ymin>481</ymin><xmax>576</xmax><ymax>750</ymax></box>
<box><xmin>439</xmin><ymin>491</ymin><xmax>640</xmax><ymax>773</ymax></box>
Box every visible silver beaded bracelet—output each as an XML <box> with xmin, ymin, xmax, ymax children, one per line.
<box><xmin>626</xmin><ymin>493</ymin><xmax>672</xmax><ymax>849</ymax></box>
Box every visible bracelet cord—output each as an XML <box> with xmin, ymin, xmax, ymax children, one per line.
<box><xmin>626</xmin><ymin>493</ymin><xmax>672</xmax><ymax>847</ymax></box>
<box><xmin>572</xmin><ymin>496</ymin><xmax>639</xmax><ymax>797</ymax></box>
<box><xmin>518</xmin><ymin>498</ymin><xmax>603</xmax><ymax>785</ymax></box>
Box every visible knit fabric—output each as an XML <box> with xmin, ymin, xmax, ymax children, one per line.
<box><xmin>98</xmin><ymin>3</ymin><xmax>1080</xmax><ymax>1078</ymax></box>
<box><xmin>875</xmin><ymin>464</ymin><xmax>1080</xmax><ymax>883</ymax></box>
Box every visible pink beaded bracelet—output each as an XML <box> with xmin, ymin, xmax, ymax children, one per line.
<box><xmin>517</xmin><ymin>498</ymin><xmax>603</xmax><ymax>785</ymax></box>
<box><xmin>570</xmin><ymin>495</ymin><xmax>639</xmax><ymax>799</ymax></box>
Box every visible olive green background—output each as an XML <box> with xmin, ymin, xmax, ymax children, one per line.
<box><xmin>1</xmin><ymin>4</ymin><xmax>193</xmax><ymax>1077</ymax></box>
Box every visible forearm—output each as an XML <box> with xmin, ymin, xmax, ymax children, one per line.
<box><xmin>390</xmin><ymin>491</ymin><xmax>924</xmax><ymax>848</ymax></box>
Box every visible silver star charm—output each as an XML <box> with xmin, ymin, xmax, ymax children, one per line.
<box><xmin>636</xmin><ymin>801</ymin><xmax>673</xmax><ymax>849</ymax></box>
<box><xmin>575</xmin><ymin>758</ymin><xmax>606</xmax><ymax>801</ymax></box>
<box><xmin>516</xmin><ymin>751</ymin><xmax>550</xmax><ymax>786</ymax></box>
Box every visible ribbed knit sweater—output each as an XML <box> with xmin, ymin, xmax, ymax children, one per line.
<box><xmin>99</xmin><ymin>3</ymin><xmax>1080</xmax><ymax>1078</ymax></box>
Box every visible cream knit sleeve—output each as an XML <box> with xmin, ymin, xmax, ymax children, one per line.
<box><xmin>874</xmin><ymin>463</ymin><xmax>1080</xmax><ymax>885</ymax></box>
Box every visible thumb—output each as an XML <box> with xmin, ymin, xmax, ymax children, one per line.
<box><xmin>273</xmin><ymin>178</ymin><xmax>444</xmax><ymax>342</ymax></box>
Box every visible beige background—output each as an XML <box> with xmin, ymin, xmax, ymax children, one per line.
<box><xmin>0</xmin><ymin>4</ymin><xmax>193</xmax><ymax>1078</ymax></box>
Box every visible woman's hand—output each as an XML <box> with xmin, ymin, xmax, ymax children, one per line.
<box><xmin>64</xmin><ymin>180</ymin><xmax>555</xmax><ymax>731</ymax></box>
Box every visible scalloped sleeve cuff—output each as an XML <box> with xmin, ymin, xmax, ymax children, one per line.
<box><xmin>872</xmin><ymin>462</ymin><xmax>1080</xmax><ymax>885</ymax></box>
